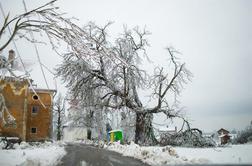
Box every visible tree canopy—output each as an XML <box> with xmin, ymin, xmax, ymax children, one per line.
<box><xmin>56</xmin><ymin>22</ymin><xmax>192</xmax><ymax>145</ymax></box>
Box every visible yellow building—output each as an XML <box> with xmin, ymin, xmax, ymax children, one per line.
<box><xmin>0</xmin><ymin>76</ymin><xmax>55</xmax><ymax>141</ymax></box>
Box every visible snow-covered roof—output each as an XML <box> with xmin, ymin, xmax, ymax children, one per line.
<box><xmin>218</xmin><ymin>134</ymin><xmax>231</xmax><ymax>138</ymax></box>
<box><xmin>0</xmin><ymin>73</ymin><xmax>56</xmax><ymax>93</ymax></box>
<box><xmin>218</xmin><ymin>128</ymin><xmax>230</xmax><ymax>134</ymax></box>
<box><xmin>0</xmin><ymin>69</ymin><xmax>27</xmax><ymax>79</ymax></box>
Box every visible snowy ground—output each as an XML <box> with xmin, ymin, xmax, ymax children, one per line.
<box><xmin>1</xmin><ymin>139</ymin><xmax>252</xmax><ymax>166</ymax></box>
<box><xmin>176</xmin><ymin>144</ymin><xmax>252</xmax><ymax>165</ymax></box>
<box><xmin>105</xmin><ymin>142</ymin><xmax>252</xmax><ymax>165</ymax></box>
<box><xmin>0</xmin><ymin>141</ymin><xmax>66</xmax><ymax>166</ymax></box>
<box><xmin>105</xmin><ymin>141</ymin><xmax>199</xmax><ymax>165</ymax></box>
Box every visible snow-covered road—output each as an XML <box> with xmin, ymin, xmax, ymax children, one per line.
<box><xmin>58</xmin><ymin>143</ymin><xmax>149</xmax><ymax>166</ymax></box>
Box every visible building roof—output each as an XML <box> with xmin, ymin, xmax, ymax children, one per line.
<box><xmin>0</xmin><ymin>68</ymin><xmax>28</xmax><ymax>79</ymax></box>
<box><xmin>0</xmin><ymin>75</ymin><xmax>30</xmax><ymax>83</ymax></box>
<box><xmin>1</xmin><ymin>73</ymin><xmax>56</xmax><ymax>94</ymax></box>
<box><xmin>218</xmin><ymin>128</ymin><xmax>230</xmax><ymax>134</ymax></box>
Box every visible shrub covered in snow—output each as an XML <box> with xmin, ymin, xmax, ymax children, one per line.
<box><xmin>159</xmin><ymin>128</ymin><xmax>216</xmax><ymax>147</ymax></box>
<box><xmin>248</xmin><ymin>136</ymin><xmax>252</xmax><ymax>143</ymax></box>
<box><xmin>0</xmin><ymin>140</ymin><xmax>5</xmax><ymax>149</ymax></box>
<box><xmin>234</xmin><ymin>126</ymin><xmax>252</xmax><ymax>144</ymax></box>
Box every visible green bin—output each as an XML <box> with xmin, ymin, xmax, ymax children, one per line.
<box><xmin>109</xmin><ymin>130</ymin><xmax>123</xmax><ymax>143</ymax></box>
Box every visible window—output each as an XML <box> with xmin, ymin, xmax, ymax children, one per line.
<box><xmin>32</xmin><ymin>95</ymin><xmax>39</xmax><ymax>100</ymax></box>
<box><xmin>31</xmin><ymin>127</ymin><xmax>37</xmax><ymax>134</ymax></box>
<box><xmin>31</xmin><ymin>106</ymin><xmax>39</xmax><ymax>114</ymax></box>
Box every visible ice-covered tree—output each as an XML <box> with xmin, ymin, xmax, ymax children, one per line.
<box><xmin>0</xmin><ymin>0</ymin><xmax>192</xmax><ymax>145</ymax></box>
<box><xmin>57</xmin><ymin>23</ymin><xmax>192</xmax><ymax>145</ymax></box>
<box><xmin>67</xmin><ymin>93</ymin><xmax>108</xmax><ymax>140</ymax></box>
<box><xmin>0</xmin><ymin>0</ymin><xmax>100</xmax><ymax>57</ymax></box>
<box><xmin>0</xmin><ymin>0</ymin><xmax>57</xmax><ymax>52</ymax></box>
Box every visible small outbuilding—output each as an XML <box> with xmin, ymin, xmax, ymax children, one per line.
<box><xmin>218</xmin><ymin>128</ymin><xmax>231</xmax><ymax>145</ymax></box>
<box><xmin>219</xmin><ymin>134</ymin><xmax>231</xmax><ymax>145</ymax></box>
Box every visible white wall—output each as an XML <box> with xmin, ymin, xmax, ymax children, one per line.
<box><xmin>63</xmin><ymin>127</ymin><xmax>87</xmax><ymax>141</ymax></box>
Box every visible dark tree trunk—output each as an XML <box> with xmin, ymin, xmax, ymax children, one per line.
<box><xmin>57</xmin><ymin>113</ymin><xmax>61</xmax><ymax>140</ymax></box>
<box><xmin>87</xmin><ymin>129</ymin><xmax>92</xmax><ymax>140</ymax></box>
<box><xmin>135</xmin><ymin>112</ymin><xmax>157</xmax><ymax>145</ymax></box>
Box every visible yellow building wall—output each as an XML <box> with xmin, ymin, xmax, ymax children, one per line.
<box><xmin>0</xmin><ymin>79</ymin><xmax>28</xmax><ymax>140</ymax></box>
<box><xmin>26</xmin><ymin>91</ymin><xmax>53</xmax><ymax>141</ymax></box>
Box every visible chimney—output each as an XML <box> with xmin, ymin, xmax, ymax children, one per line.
<box><xmin>8</xmin><ymin>49</ymin><xmax>15</xmax><ymax>68</ymax></box>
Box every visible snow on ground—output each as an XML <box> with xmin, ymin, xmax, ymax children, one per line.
<box><xmin>0</xmin><ymin>141</ymin><xmax>66</xmax><ymax>166</ymax></box>
<box><xmin>105</xmin><ymin>141</ymin><xmax>208</xmax><ymax>165</ymax></box>
<box><xmin>2</xmin><ymin>139</ymin><xmax>251</xmax><ymax>166</ymax></box>
<box><xmin>106</xmin><ymin>142</ymin><xmax>252</xmax><ymax>165</ymax></box>
<box><xmin>175</xmin><ymin>144</ymin><xmax>252</xmax><ymax>164</ymax></box>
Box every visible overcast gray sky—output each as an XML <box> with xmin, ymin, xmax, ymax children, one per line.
<box><xmin>1</xmin><ymin>0</ymin><xmax>251</xmax><ymax>132</ymax></box>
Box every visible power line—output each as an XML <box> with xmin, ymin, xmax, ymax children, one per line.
<box><xmin>0</xmin><ymin>2</ymin><xmax>46</xmax><ymax>109</ymax></box>
<box><xmin>41</xmin><ymin>62</ymin><xmax>58</xmax><ymax>93</ymax></box>
<box><xmin>0</xmin><ymin>2</ymin><xmax>28</xmax><ymax>77</ymax></box>
<box><xmin>22</xmin><ymin>0</ymin><xmax>49</xmax><ymax>90</ymax></box>
<box><xmin>22</xmin><ymin>0</ymin><xmax>58</xmax><ymax>97</ymax></box>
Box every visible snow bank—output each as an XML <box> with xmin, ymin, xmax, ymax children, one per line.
<box><xmin>106</xmin><ymin>142</ymin><xmax>252</xmax><ymax>165</ymax></box>
<box><xmin>175</xmin><ymin>144</ymin><xmax>252</xmax><ymax>164</ymax></box>
<box><xmin>105</xmin><ymin>141</ymin><xmax>208</xmax><ymax>165</ymax></box>
<box><xmin>0</xmin><ymin>141</ymin><xmax>66</xmax><ymax>166</ymax></box>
